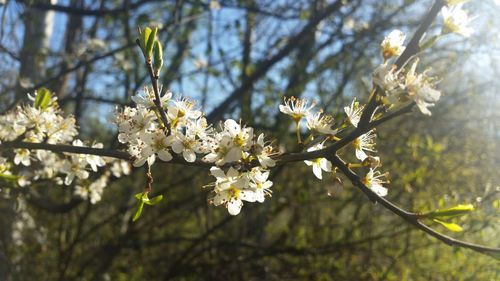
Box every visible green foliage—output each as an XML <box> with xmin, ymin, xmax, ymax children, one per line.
<box><xmin>433</xmin><ymin>219</ymin><xmax>463</xmax><ymax>232</ymax></box>
<box><xmin>423</xmin><ymin>204</ymin><xmax>474</xmax><ymax>219</ymax></box>
<box><xmin>133</xmin><ymin>192</ymin><xmax>164</xmax><ymax>222</ymax></box>
<box><xmin>153</xmin><ymin>41</ymin><xmax>163</xmax><ymax>75</ymax></box>
<box><xmin>33</xmin><ymin>88</ymin><xmax>51</xmax><ymax>109</ymax></box>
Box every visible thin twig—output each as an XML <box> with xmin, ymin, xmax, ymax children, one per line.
<box><xmin>330</xmin><ymin>154</ymin><xmax>500</xmax><ymax>256</ymax></box>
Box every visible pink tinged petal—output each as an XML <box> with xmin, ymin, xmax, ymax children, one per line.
<box><xmin>227</xmin><ymin>199</ymin><xmax>243</xmax><ymax>215</ymax></box>
<box><xmin>183</xmin><ymin>150</ymin><xmax>196</xmax><ymax>163</ymax></box>
<box><xmin>312</xmin><ymin>164</ymin><xmax>323</xmax><ymax>180</ymax></box>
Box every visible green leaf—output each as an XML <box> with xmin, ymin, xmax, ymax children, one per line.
<box><xmin>133</xmin><ymin>201</ymin><xmax>145</xmax><ymax>222</ymax></box>
<box><xmin>132</xmin><ymin>192</ymin><xmax>163</xmax><ymax>221</ymax></box>
<box><xmin>34</xmin><ymin>88</ymin><xmax>52</xmax><ymax>109</ymax></box>
<box><xmin>433</xmin><ymin>219</ymin><xmax>463</xmax><ymax>232</ymax></box>
<box><xmin>0</xmin><ymin>173</ymin><xmax>18</xmax><ymax>181</ymax></box>
<box><xmin>139</xmin><ymin>27</ymin><xmax>152</xmax><ymax>56</ymax></box>
<box><xmin>145</xmin><ymin>27</ymin><xmax>158</xmax><ymax>59</ymax></box>
<box><xmin>134</xmin><ymin>192</ymin><xmax>145</xmax><ymax>201</ymax></box>
<box><xmin>144</xmin><ymin>194</ymin><xmax>163</xmax><ymax>205</ymax></box>
<box><xmin>153</xmin><ymin>40</ymin><xmax>163</xmax><ymax>75</ymax></box>
<box><xmin>423</xmin><ymin>204</ymin><xmax>474</xmax><ymax>219</ymax></box>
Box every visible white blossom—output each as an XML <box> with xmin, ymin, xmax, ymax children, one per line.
<box><xmin>304</xmin><ymin>143</ymin><xmax>332</xmax><ymax>180</ymax></box>
<box><xmin>353</xmin><ymin>130</ymin><xmax>377</xmax><ymax>161</ymax></box>
<box><xmin>247</xmin><ymin>167</ymin><xmax>273</xmax><ymax>203</ymax></box>
<box><xmin>171</xmin><ymin>129</ymin><xmax>203</xmax><ymax>163</ymax></box>
<box><xmin>74</xmin><ymin>172</ymin><xmax>111</xmax><ymax>204</ymax></box>
<box><xmin>344</xmin><ymin>98</ymin><xmax>364</xmax><ymax>127</ymax></box>
<box><xmin>306</xmin><ymin>111</ymin><xmax>338</xmax><ymax>135</ymax></box>
<box><xmin>373</xmin><ymin>63</ymin><xmax>402</xmax><ymax>102</ymax></box>
<box><xmin>132</xmin><ymin>130</ymin><xmax>173</xmax><ymax>167</ymax></box>
<box><xmin>253</xmin><ymin>134</ymin><xmax>276</xmax><ymax>168</ymax></box>
<box><xmin>441</xmin><ymin>4</ymin><xmax>474</xmax><ymax>37</ymax></box>
<box><xmin>403</xmin><ymin>60</ymin><xmax>441</xmax><ymax>116</ymax></box>
<box><xmin>380</xmin><ymin>30</ymin><xmax>406</xmax><ymax>59</ymax></box>
<box><xmin>110</xmin><ymin>160</ymin><xmax>131</xmax><ymax>178</ymax></box>
<box><xmin>279</xmin><ymin>96</ymin><xmax>315</xmax><ymax>123</ymax></box>
<box><xmin>209</xmin><ymin>167</ymin><xmax>256</xmax><ymax>215</ymax></box>
<box><xmin>132</xmin><ymin>86</ymin><xmax>172</xmax><ymax>109</ymax></box>
<box><xmin>362</xmin><ymin>168</ymin><xmax>389</xmax><ymax>196</ymax></box>
<box><xmin>203</xmin><ymin>119</ymin><xmax>253</xmax><ymax>165</ymax></box>
<box><xmin>14</xmin><ymin>149</ymin><xmax>31</xmax><ymax>166</ymax></box>
<box><xmin>60</xmin><ymin>156</ymin><xmax>90</xmax><ymax>185</ymax></box>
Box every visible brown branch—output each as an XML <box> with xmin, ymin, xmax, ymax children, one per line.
<box><xmin>2</xmin><ymin>0</ymin><xmax>496</xmax><ymax>258</ymax></box>
<box><xmin>206</xmin><ymin>0</ymin><xmax>347</xmax><ymax>122</ymax></box>
<box><xmin>0</xmin><ymin>141</ymin><xmax>211</xmax><ymax>168</ymax></box>
<box><xmin>329</xmin><ymin>154</ymin><xmax>500</xmax><ymax>256</ymax></box>
<box><xmin>143</xmin><ymin>51</ymin><xmax>171</xmax><ymax>134</ymax></box>
<box><xmin>358</xmin><ymin>0</ymin><xmax>445</xmax><ymax>128</ymax></box>
<box><xmin>277</xmin><ymin>0</ymin><xmax>446</xmax><ymax>165</ymax></box>
<box><xmin>19</xmin><ymin>0</ymin><xmax>166</xmax><ymax>17</ymax></box>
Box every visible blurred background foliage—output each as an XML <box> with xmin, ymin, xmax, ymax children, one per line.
<box><xmin>0</xmin><ymin>0</ymin><xmax>499</xmax><ymax>280</ymax></box>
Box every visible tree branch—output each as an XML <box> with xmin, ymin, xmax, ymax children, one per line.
<box><xmin>329</xmin><ymin>154</ymin><xmax>500</xmax><ymax>256</ymax></box>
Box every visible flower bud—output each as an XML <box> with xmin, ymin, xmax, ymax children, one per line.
<box><xmin>153</xmin><ymin>41</ymin><xmax>163</xmax><ymax>76</ymax></box>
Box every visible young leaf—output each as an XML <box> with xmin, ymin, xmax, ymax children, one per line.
<box><xmin>0</xmin><ymin>173</ymin><xmax>19</xmax><ymax>181</ymax></box>
<box><xmin>133</xmin><ymin>201</ymin><xmax>145</xmax><ymax>222</ymax></box>
<box><xmin>144</xmin><ymin>194</ymin><xmax>163</xmax><ymax>205</ymax></box>
<box><xmin>135</xmin><ymin>192</ymin><xmax>145</xmax><ymax>201</ymax></box>
<box><xmin>34</xmin><ymin>88</ymin><xmax>52</xmax><ymax>109</ymax></box>
<box><xmin>139</xmin><ymin>27</ymin><xmax>152</xmax><ymax>56</ymax></box>
<box><xmin>153</xmin><ymin>41</ymin><xmax>163</xmax><ymax>76</ymax></box>
<box><xmin>423</xmin><ymin>204</ymin><xmax>474</xmax><ymax>219</ymax></box>
<box><xmin>433</xmin><ymin>219</ymin><xmax>463</xmax><ymax>232</ymax></box>
<box><xmin>145</xmin><ymin>27</ymin><xmax>158</xmax><ymax>59</ymax></box>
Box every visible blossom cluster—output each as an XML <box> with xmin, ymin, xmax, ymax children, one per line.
<box><xmin>375</xmin><ymin>2</ymin><xmax>475</xmax><ymax>115</ymax></box>
<box><xmin>116</xmin><ymin>87</ymin><xmax>277</xmax><ymax>215</ymax></box>
<box><xmin>0</xmin><ymin>92</ymin><xmax>130</xmax><ymax>203</ymax></box>
<box><xmin>279</xmin><ymin>95</ymin><xmax>388</xmax><ymax>197</ymax></box>
<box><xmin>0</xmin><ymin>1</ymin><xmax>476</xmax><ymax>216</ymax></box>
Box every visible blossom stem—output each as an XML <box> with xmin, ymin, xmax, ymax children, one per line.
<box><xmin>295</xmin><ymin>121</ymin><xmax>302</xmax><ymax>144</ymax></box>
